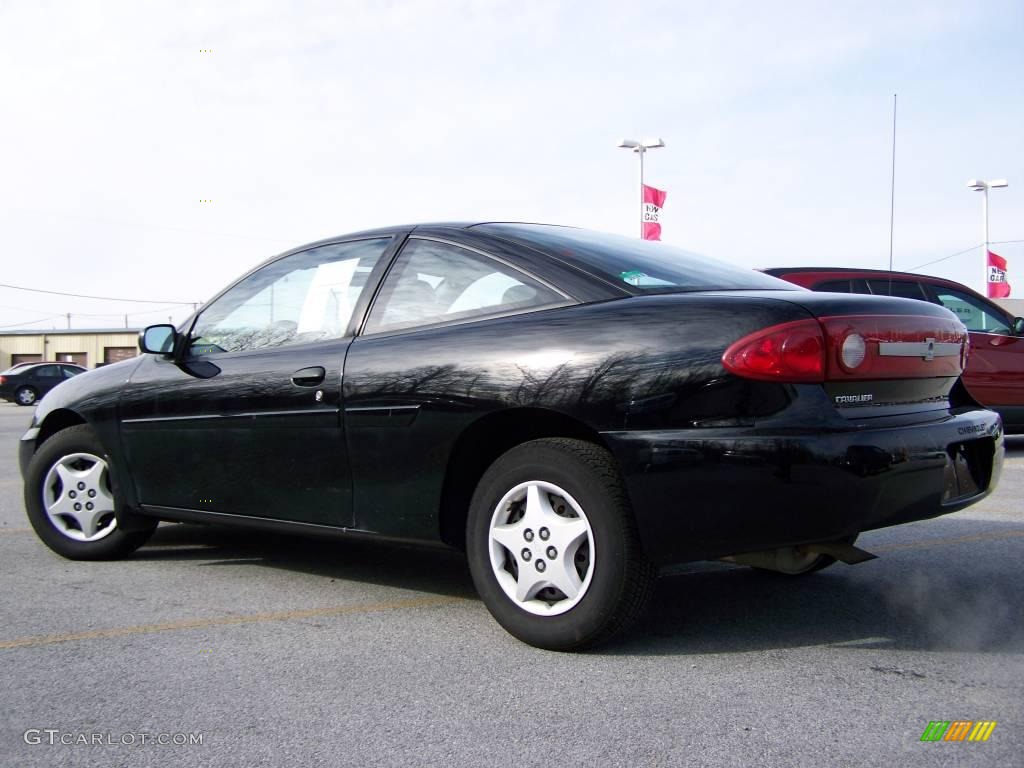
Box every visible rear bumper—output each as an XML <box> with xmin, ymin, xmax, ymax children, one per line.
<box><xmin>603</xmin><ymin>408</ymin><xmax>1004</xmax><ymax>565</ymax></box>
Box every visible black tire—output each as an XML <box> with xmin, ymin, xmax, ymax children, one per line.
<box><xmin>466</xmin><ymin>438</ymin><xmax>656</xmax><ymax>651</ymax></box>
<box><xmin>24</xmin><ymin>424</ymin><xmax>157</xmax><ymax>560</ymax></box>
<box><xmin>15</xmin><ymin>386</ymin><xmax>37</xmax><ymax>406</ymax></box>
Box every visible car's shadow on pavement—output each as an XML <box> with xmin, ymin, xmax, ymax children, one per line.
<box><xmin>136</xmin><ymin>522</ymin><xmax>478</xmax><ymax>599</ymax></box>
<box><xmin>133</xmin><ymin>513</ymin><xmax>1024</xmax><ymax>656</ymax></box>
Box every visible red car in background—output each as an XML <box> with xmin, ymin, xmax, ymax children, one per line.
<box><xmin>764</xmin><ymin>267</ymin><xmax>1024</xmax><ymax>434</ymax></box>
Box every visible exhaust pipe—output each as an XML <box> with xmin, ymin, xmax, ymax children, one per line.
<box><xmin>804</xmin><ymin>540</ymin><xmax>876</xmax><ymax>565</ymax></box>
<box><xmin>721</xmin><ymin>538</ymin><xmax>877</xmax><ymax>572</ymax></box>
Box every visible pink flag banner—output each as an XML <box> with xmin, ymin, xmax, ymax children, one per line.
<box><xmin>987</xmin><ymin>250</ymin><xmax>1011</xmax><ymax>298</ymax></box>
<box><xmin>642</xmin><ymin>184</ymin><xmax>667</xmax><ymax>241</ymax></box>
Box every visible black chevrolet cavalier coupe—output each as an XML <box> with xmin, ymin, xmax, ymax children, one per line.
<box><xmin>19</xmin><ymin>223</ymin><xmax>1004</xmax><ymax>649</ymax></box>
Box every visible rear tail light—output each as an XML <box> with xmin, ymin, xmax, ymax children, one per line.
<box><xmin>721</xmin><ymin>319</ymin><xmax>825</xmax><ymax>382</ymax></box>
<box><xmin>723</xmin><ymin>315</ymin><xmax>967</xmax><ymax>383</ymax></box>
<box><xmin>0</xmin><ymin>376</ymin><xmax>5</xmax><ymax>385</ymax></box>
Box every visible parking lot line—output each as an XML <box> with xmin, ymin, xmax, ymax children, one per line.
<box><xmin>0</xmin><ymin>596</ymin><xmax>463</xmax><ymax>651</ymax></box>
<box><xmin>873</xmin><ymin>529</ymin><xmax>1024</xmax><ymax>553</ymax></box>
<box><xmin>0</xmin><ymin>527</ymin><xmax>32</xmax><ymax>534</ymax></box>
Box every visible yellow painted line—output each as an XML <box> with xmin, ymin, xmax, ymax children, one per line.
<box><xmin>874</xmin><ymin>529</ymin><xmax>1024</xmax><ymax>553</ymax></box>
<box><xmin>0</xmin><ymin>596</ymin><xmax>461</xmax><ymax>651</ymax></box>
<box><xmin>0</xmin><ymin>527</ymin><xmax>32</xmax><ymax>534</ymax></box>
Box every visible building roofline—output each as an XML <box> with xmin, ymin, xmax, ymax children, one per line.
<box><xmin>0</xmin><ymin>328</ymin><xmax>143</xmax><ymax>336</ymax></box>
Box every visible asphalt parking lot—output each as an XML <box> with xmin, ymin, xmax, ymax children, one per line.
<box><xmin>0</xmin><ymin>401</ymin><xmax>1021</xmax><ymax>767</ymax></box>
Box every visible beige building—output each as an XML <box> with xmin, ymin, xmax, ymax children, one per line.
<box><xmin>994</xmin><ymin>298</ymin><xmax>1024</xmax><ymax>319</ymax></box>
<box><xmin>0</xmin><ymin>329</ymin><xmax>141</xmax><ymax>370</ymax></box>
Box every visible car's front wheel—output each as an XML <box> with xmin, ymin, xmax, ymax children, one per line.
<box><xmin>24</xmin><ymin>424</ymin><xmax>157</xmax><ymax>560</ymax></box>
<box><xmin>467</xmin><ymin>438</ymin><xmax>656</xmax><ymax>651</ymax></box>
<box><xmin>15</xmin><ymin>386</ymin><xmax>38</xmax><ymax>406</ymax></box>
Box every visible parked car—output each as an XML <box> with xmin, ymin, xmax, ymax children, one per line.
<box><xmin>19</xmin><ymin>224</ymin><xmax>1003</xmax><ymax>650</ymax></box>
<box><xmin>0</xmin><ymin>363</ymin><xmax>87</xmax><ymax>406</ymax></box>
<box><xmin>764</xmin><ymin>267</ymin><xmax>1024</xmax><ymax>434</ymax></box>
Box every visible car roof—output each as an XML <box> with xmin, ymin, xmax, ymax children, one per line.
<box><xmin>762</xmin><ymin>266</ymin><xmax>981</xmax><ymax>292</ymax></box>
<box><xmin>276</xmin><ymin>221</ymin><xmax>574</xmax><ymax>253</ymax></box>
<box><xmin>6</xmin><ymin>362</ymin><xmax>85</xmax><ymax>371</ymax></box>
<box><xmin>224</xmin><ymin>222</ymin><xmax>604</xmax><ymax>302</ymax></box>
<box><xmin>765</xmin><ymin>268</ymin><xmax>962</xmax><ymax>286</ymax></box>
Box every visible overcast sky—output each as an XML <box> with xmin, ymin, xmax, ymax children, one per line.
<box><xmin>1</xmin><ymin>0</ymin><xmax>1021</xmax><ymax>330</ymax></box>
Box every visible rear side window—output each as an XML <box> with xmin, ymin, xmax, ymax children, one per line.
<box><xmin>866</xmin><ymin>279</ymin><xmax>927</xmax><ymax>301</ymax></box>
<box><xmin>31</xmin><ymin>365</ymin><xmax>60</xmax><ymax>378</ymax></box>
<box><xmin>931</xmin><ymin>287</ymin><xmax>1011</xmax><ymax>334</ymax></box>
<box><xmin>477</xmin><ymin>224</ymin><xmax>795</xmax><ymax>293</ymax></box>
<box><xmin>364</xmin><ymin>238</ymin><xmax>565</xmax><ymax>334</ymax></box>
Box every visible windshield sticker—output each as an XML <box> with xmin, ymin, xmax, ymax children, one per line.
<box><xmin>620</xmin><ymin>270</ymin><xmax>648</xmax><ymax>286</ymax></box>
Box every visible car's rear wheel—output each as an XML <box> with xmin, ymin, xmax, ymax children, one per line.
<box><xmin>24</xmin><ymin>424</ymin><xmax>157</xmax><ymax>559</ymax></box>
<box><xmin>15</xmin><ymin>386</ymin><xmax>37</xmax><ymax>406</ymax></box>
<box><xmin>467</xmin><ymin>438</ymin><xmax>656</xmax><ymax>651</ymax></box>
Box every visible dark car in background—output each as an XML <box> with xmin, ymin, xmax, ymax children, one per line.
<box><xmin>0</xmin><ymin>363</ymin><xmax>87</xmax><ymax>406</ymax></box>
<box><xmin>764</xmin><ymin>267</ymin><xmax>1024</xmax><ymax>433</ymax></box>
<box><xmin>18</xmin><ymin>224</ymin><xmax>1004</xmax><ymax>650</ymax></box>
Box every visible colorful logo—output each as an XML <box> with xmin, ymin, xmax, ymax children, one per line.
<box><xmin>920</xmin><ymin>721</ymin><xmax>997</xmax><ymax>742</ymax></box>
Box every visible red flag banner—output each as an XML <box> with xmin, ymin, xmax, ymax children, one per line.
<box><xmin>987</xmin><ymin>250</ymin><xmax>1011</xmax><ymax>298</ymax></box>
<box><xmin>642</xmin><ymin>184</ymin><xmax>667</xmax><ymax>241</ymax></box>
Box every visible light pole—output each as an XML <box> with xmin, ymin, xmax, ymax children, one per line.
<box><xmin>618</xmin><ymin>138</ymin><xmax>665</xmax><ymax>237</ymax></box>
<box><xmin>967</xmin><ymin>178</ymin><xmax>1008</xmax><ymax>290</ymax></box>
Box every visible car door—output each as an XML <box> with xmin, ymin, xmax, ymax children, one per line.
<box><xmin>30</xmin><ymin>365</ymin><xmax>65</xmax><ymax>396</ymax></box>
<box><xmin>119</xmin><ymin>236</ymin><xmax>397</xmax><ymax>526</ymax></box>
<box><xmin>342</xmin><ymin>236</ymin><xmax>571</xmax><ymax>539</ymax></box>
<box><xmin>59</xmin><ymin>365</ymin><xmax>85</xmax><ymax>380</ymax></box>
<box><xmin>925</xmin><ymin>284</ymin><xmax>1024</xmax><ymax>408</ymax></box>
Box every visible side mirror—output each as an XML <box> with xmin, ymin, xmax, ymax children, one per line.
<box><xmin>139</xmin><ymin>324</ymin><xmax>177</xmax><ymax>355</ymax></box>
<box><xmin>1013</xmin><ymin>317</ymin><xmax>1024</xmax><ymax>336</ymax></box>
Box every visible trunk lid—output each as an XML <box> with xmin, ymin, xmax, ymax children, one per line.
<box><xmin>711</xmin><ymin>290</ymin><xmax>968</xmax><ymax>415</ymax></box>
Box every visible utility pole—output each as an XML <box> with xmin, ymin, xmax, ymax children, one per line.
<box><xmin>66</xmin><ymin>312</ymin><xmax>71</xmax><ymax>329</ymax></box>
<box><xmin>888</xmin><ymin>93</ymin><xmax>896</xmax><ymax>273</ymax></box>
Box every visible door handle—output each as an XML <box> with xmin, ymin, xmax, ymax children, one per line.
<box><xmin>291</xmin><ymin>366</ymin><xmax>326</xmax><ymax>387</ymax></box>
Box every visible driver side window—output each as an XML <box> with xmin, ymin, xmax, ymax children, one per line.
<box><xmin>189</xmin><ymin>238</ymin><xmax>391</xmax><ymax>355</ymax></box>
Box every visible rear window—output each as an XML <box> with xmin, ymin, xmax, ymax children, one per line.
<box><xmin>478</xmin><ymin>224</ymin><xmax>796</xmax><ymax>293</ymax></box>
<box><xmin>815</xmin><ymin>279</ymin><xmax>853</xmax><ymax>293</ymax></box>
<box><xmin>866</xmin><ymin>279</ymin><xmax>928</xmax><ymax>301</ymax></box>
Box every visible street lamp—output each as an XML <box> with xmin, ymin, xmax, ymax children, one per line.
<box><xmin>618</xmin><ymin>138</ymin><xmax>665</xmax><ymax>237</ymax></box>
<box><xmin>967</xmin><ymin>177</ymin><xmax>1009</xmax><ymax>289</ymax></box>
